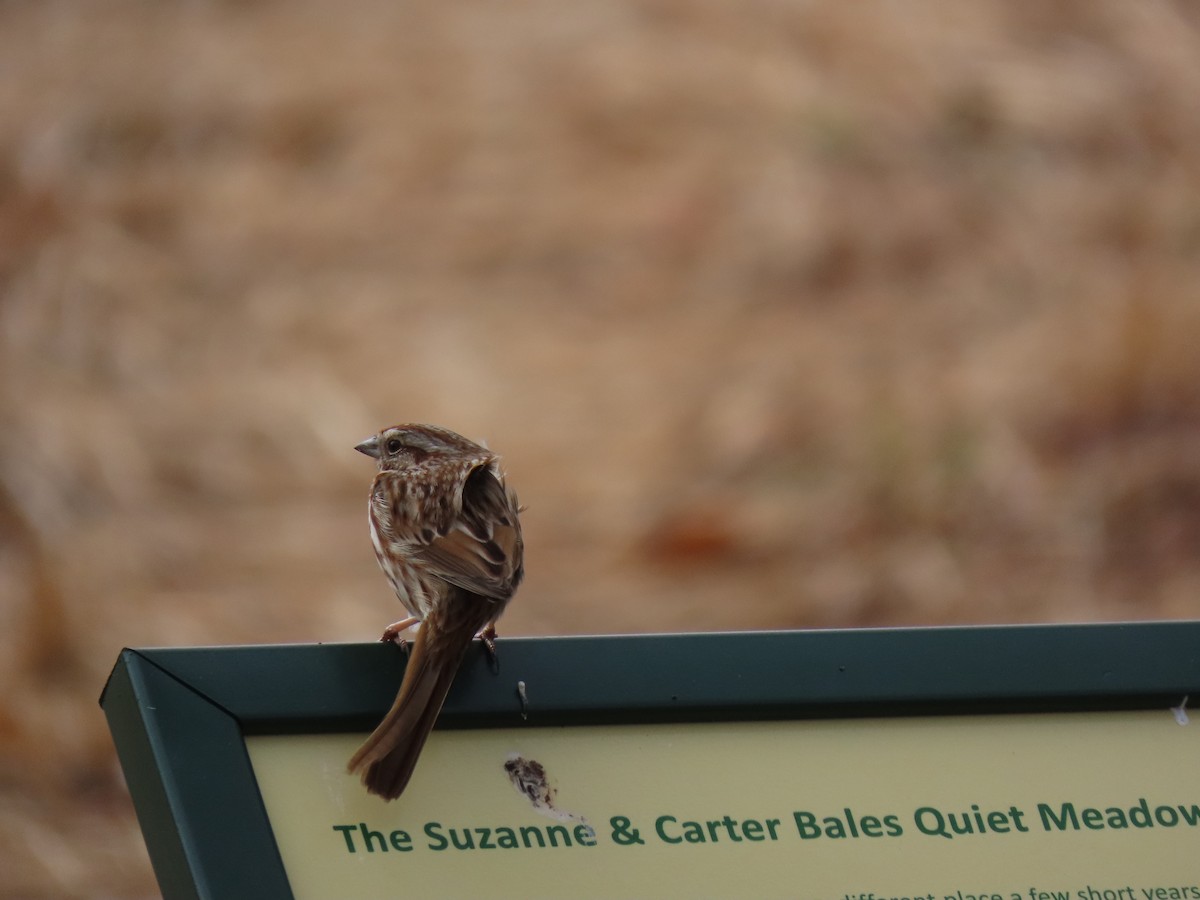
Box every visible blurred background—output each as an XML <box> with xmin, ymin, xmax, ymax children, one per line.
<box><xmin>2</xmin><ymin>0</ymin><xmax>1199</xmax><ymax>895</ymax></box>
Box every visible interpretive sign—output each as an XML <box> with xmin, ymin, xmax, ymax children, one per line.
<box><xmin>101</xmin><ymin>624</ymin><xmax>1200</xmax><ymax>900</ymax></box>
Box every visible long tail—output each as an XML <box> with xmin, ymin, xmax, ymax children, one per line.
<box><xmin>348</xmin><ymin>601</ymin><xmax>485</xmax><ymax>801</ymax></box>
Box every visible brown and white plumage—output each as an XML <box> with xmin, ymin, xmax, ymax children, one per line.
<box><xmin>347</xmin><ymin>424</ymin><xmax>524</xmax><ymax>800</ymax></box>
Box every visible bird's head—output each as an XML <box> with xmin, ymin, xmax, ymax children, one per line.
<box><xmin>355</xmin><ymin>424</ymin><xmax>489</xmax><ymax>471</ymax></box>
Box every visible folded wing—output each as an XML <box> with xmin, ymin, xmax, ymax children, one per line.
<box><xmin>415</xmin><ymin>463</ymin><xmax>524</xmax><ymax>602</ymax></box>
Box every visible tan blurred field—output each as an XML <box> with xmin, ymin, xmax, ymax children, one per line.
<box><xmin>2</xmin><ymin>1</ymin><xmax>1199</xmax><ymax>896</ymax></box>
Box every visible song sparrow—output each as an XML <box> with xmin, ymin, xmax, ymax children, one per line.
<box><xmin>347</xmin><ymin>424</ymin><xmax>524</xmax><ymax>800</ymax></box>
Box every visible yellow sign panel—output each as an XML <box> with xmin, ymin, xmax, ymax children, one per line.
<box><xmin>247</xmin><ymin>711</ymin><xmax>1200</xmax><ymax>900</ymax></box>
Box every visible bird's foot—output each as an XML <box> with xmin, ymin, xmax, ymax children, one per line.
<box><xmin>380</xmin><ymin>617</ymin><xmax>420</xmax><ymax>652</ymax></box>
<box><xmin>480</xmin><ymin>624</ymin><xmax>499</xmax><ymax>672</ymax></box>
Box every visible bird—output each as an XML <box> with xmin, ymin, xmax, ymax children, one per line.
<box><xmin>347</xmin><ymin>424</ymin><xmax>524</xmax><ymax>800</ymax></box>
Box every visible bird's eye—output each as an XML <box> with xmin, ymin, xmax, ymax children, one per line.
<box><xmin>385</xmin><ymin>437</ymin><xmax>403</xmax><ymax>454</ymax></box>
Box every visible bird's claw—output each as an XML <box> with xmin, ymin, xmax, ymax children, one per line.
<box><xmin>480</xmin><ymin>624</ymin><xmax>499</xmax><ymax>672</ymax></box>
<box><xmin>380</xmin><ymin>616</ymin><xmax>420</xmax><ymax>653</ymax></box>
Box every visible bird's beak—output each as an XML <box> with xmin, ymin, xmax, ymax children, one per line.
<box><xmin>355</xmin><ymin>435</ymin><xmax>381</xmax><ymax>459</ymax></box>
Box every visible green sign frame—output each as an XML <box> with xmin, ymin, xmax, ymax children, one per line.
<box><xmin>101</xmin><ymin>622</ymin><xmax>1200</xmax><ymax>900</ymax></box>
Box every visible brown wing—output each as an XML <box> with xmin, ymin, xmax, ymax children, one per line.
<box><xmin>414</xmin><ymin>463</ymin><xmax>524</xmax><ymax>601</ymax></box>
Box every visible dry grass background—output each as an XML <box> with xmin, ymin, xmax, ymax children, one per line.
<box><xmin>2</xmin><ymin>0</ymin><xmax>1200</xmax><ymax>896</ymax></box>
